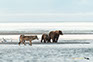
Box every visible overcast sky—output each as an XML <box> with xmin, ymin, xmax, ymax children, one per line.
<box><xmin>0</xmin><ymin>0</ymin><xmax>93</xmax><ymax>22</ymax></box>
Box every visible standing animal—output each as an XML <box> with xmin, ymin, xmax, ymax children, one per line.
<box><xmin>18</xmin><ymin>35</ymin><xmax>39</xmax><ymax>46</ymax></box>
<box><xmin>41</xmin><ymin>34</ymin><xmax>50</xmax><ymax>43</ymax></box>
<box><xmin>49</xmin><ymin>30</ymin><xmax>63</xmax><ymax>43</ymax></box>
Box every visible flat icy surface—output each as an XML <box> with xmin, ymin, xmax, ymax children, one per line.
<box><xmin>0</xmin><ymin>22</ymin><xmax>93</xmax><ymax>62</ymax></box>
<box><xmin>0</xmin><ymin>44</ymin><xmax>93</xmax><ymax>62</ymax></box>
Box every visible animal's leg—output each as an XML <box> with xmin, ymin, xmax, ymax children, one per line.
<box><xmin>55</xmin><ymin>38</ymin><xmax>57</xmax><ymax>43</ymax></box>
<box><xmin>48</xmin><ymin>37</ymin><xmax>51</xmax><ymax>43</ymax></box>
<box><xmin>44</xmin><ymin>39</ymin><xmax>46</xmax><ymax>43</ymax></box>
<box><xmin>52</xmin><ymin>39</ymin><xmax>54</xmax><ymax>43</ymax></box>
<box><xmin>53</xmin><ymin>38</ymin><xmax>56</xmax><ymax>43</ymax></box>
<box><xmin>41</xmin><ymin>36</ymin><xmax>43</xmax><ymax>43</ymax></box>
<box><xmin>29</xmin><ymin>40</ymin><xmax>32</xmax><ymax>46</ymax></box>
<box><xmin>18</xmin><ymin>41</ymin><xmax>21</xmax><ymax>45</ymax></box>
<box><xmin>55</xmin><ymin>37</ymin><xmax>59</xmax><ymax>43</ymax></box>
<box><xmin>18</xmin><ymin>39</ymin><xmax>23</xmax><ymax>45</ymax></box>
<box><xmin>23</xmin><ymin>40</ymin><xmax>26</xmax><ymax>45</ymax></box>
<box><xmin>52</xmin><ymin>39</ymin><xmax>55</xmax><ymax>43</ymax></box>
<box><xmin>41</xmin><ymin>39</ymin><xmax>43</xmax><ymax>43</ymax></box>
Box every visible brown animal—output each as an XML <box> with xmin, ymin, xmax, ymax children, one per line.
<box><xmin>41</xmin><ymin>34</ymin><xmax>50</xmax><ymax>43</ymax></box>
<box><xmin>49</xmin><ymin>30</ymin><xmax>63</xmax><ymax>43</ymax></box>
<box><xmin>18</xmin><ymin>35</ymin><xmax>39</xmax><ymax>46</ymax></box>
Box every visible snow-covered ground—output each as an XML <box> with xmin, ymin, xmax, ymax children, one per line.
<box><xmin>0</xmin><ymin>44</ymin><xmax>92</xmax><ymax>62</ymax></box>
<box><xmin>0</xmin><ymin>22</ymin><xmax>93</xmax><ymax>34</ymax></box>
<box><xmin>0</xmin><ymin>22</ymin><xmax>92</xmax><ymax>62</ymax></box>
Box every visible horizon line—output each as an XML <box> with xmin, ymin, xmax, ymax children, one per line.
<box><xmin>0</xmin><ymin>21</ymin><xmax>93</xmax><ymax>23</ymax></box>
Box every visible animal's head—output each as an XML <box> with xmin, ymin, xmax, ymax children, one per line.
<box><xmin>59</xmin><ymin>30</ymin><xmax>63</xmax><ymax>35</ymax></box>
<box><xmin>56</xmin><ymin>30</ymin><xmax>63</xmax><ymax>35</ymax></box>
<box><xmin>34</xmin><ymin>36</ymin><xmax>39</xmax><ymax>40</ymax></box>
<box><xmin>20</xmin><ymin>34</ymin><xmax>24</xmax><ymax>37</ymax></box>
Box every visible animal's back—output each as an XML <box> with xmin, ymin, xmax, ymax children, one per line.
<box><xmin>20</xmin><ymin>35</ymin><xmax>37</xmax><ymax>40</ymax></box>
<box><xmin>49</xmin><ymin>31</ymin><xmax>56</xmax><ymax>38</ymax></box>
<box><xmin>42</xmin><ymin>34</ymin><xmax>49</xmax><ymax>39</ymax></box>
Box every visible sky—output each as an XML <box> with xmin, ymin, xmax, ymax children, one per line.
<box><xmin>0</xmin><ymin>0</ymin><xmax>93</xmax><ymax>22</ymax></box>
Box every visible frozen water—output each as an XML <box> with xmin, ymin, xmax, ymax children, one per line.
<box><xmin>0</xmin><ymin>44</ymin><xmax>92</xmax><ymax>62</ymax></box>
<box><xmin>0</xmin><ymin>22</ymin><xmax>92</xmax><ymax>62</ymax></box>
<box><xmin>0</xmin><ymin>22</ymin><xmax>93</xmax><ymax>34</ymax></box>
